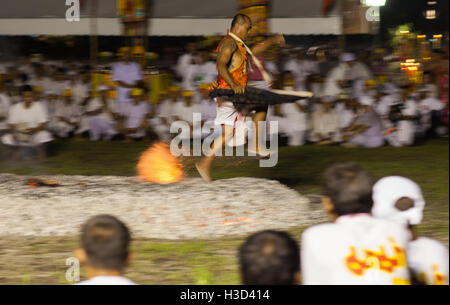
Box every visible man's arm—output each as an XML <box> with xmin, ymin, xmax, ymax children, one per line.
<box><xmin>216</xmin><ymin>38</ymin><xmax>244</xmax><ymax>94</ymax></box>
<box><xmin>251</xmin><ymin>34</ymin><xmax>285</xmax><ymax>56</ymax></box>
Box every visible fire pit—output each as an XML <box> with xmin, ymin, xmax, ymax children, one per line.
<box><xmin>0</xmin><ymin>174</ymin><xmax>326</xmax><ymax>239</ymax></box>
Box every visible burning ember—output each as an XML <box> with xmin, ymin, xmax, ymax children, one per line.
<box><xmin>137</xmin><ymin>142</ymin><xmax>184</xmax><ymax>184</ymax></box>
<box><xmin>26</xmin><ymin>178</ymin><xmax>60</xmax><ymax>187</ymax></box>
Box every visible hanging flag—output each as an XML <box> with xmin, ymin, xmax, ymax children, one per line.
<box><xmin>321</xmin><ymin>0</ymin><xmax>336</xmax><ymax>17</ymax></box>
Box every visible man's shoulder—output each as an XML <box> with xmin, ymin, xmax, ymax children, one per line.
<box><xmin>302</xmin><ymin>223</ymin><xmax>339</xmax><ymax>238</ymax></box>
<box><xmin>219</xmin><ymin>36</ymin><xmax>237</xmax><ymax>51</ymax></box>
<box><xmin>410</xmin><ymin>237</ymin><xmax>448</xmax><ymax>253</ymax></box>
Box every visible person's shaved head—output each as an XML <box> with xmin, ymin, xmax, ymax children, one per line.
<box><xmin>231</xmin><ymin>14</ymin><xmax>251</xmax><ymax>29</ymax></box>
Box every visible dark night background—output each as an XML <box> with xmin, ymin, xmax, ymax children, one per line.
<box><xmin>380</xmin><ymin>0</ymin><xmax>449</xmax><ymax>39</ymax></box>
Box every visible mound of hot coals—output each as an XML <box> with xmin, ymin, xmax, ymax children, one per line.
<box><xmin>0</xmin><ymin>174</ymin><xmax>326</xmax><ymax>239</ymax></box>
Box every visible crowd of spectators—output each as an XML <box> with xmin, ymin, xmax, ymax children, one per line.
<box><xmin>0</xmin><ymin>39</ymin><xmax>448</xmax><ymax>160</ymax></box>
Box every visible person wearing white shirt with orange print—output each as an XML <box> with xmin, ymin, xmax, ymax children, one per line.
<box><xmin>301</xmin><ymin>163</ymin><xmax>411</xmax><ymax>285</ymax></box>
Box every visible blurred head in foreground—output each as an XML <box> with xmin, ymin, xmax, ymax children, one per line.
<box><xmin>322</xmin><ymin>163</ymin><xmax>375</xmax><ymax>221</ymax></box>
<box><xmin>75</xmin><ymin>215</ymin><xmax>133</xmax><ymax>279</ymax></box>
<box><xmin>239</xmin><ymin>230</ymin><xmax>300</xmax><ymax>285</ymax></box>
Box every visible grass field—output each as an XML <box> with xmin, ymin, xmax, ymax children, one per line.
<box><xmin>0</xmin><ymin>138</ymin><xmax>448</xmax><ymax>284</ymax></box>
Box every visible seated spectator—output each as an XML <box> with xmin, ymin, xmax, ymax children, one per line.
<box><xmin>150</xmin><ymin>86</ymin><xmax>181</xmax><ymax>142</ymax></box>
<box><xmin>385</xmin><ymin>85</ymin><xmax>419</xmax><ymax>147</ymax></box>
<box><xmin>239</xmin><ymin>230</ymin><xmax>300</xmax><ymax>285</ymax></box>
<box><xmin>0</xmin><ymin>83</ymin><xmax>11</xmax><ymax>135</ymax></box>
<box><xmin>338</xmin><ymin>98</ymin><xmax>360</xmax><ymax>131</ymax></box>
<box><xmin>48</xmin><ymin>89</ymin><xmax>81</xmax><ymax>138</ymax></box>
<box><xmin>342</xmin><ymin>96</ymin><xmax>385</xmax><ymax>148</ymax></box>
<box><xmin>1</xmin><ymin>85</ymin><xmax>53</xmax><ymax>160</ymax></box>
<box><xmin>372</xmin><ymin>176</ymin><xmax>449</xmax><ymax>285</ymax></box>
<box><xmin>417</xmin><ymin>86</ymin><xmax>445</xmax><ymax>137</ymax></box>
<box><xmin>310</xmin><ymin>96</ymin><xmax>340</xmax><ymax>144</ymax></box>
<box><xmin>85</xmin><ymin>86</ymin><xmax>120</xmax><ymax>141</ymax></box>
<box><xmin>301</xmin><ymin>163</ymin><xmax>411</xmax><ymax>284</ymax></box>
<box><xmin>119</xmin><ymin>88</ymin><xmax>151</xmax><ymax>141</ymax></box>
<box><xmin>74</xmin><ymin>215</ymin><xmax>136</xmax><ymax>285</ymax></box>
<box><xmin>198</xmin><ymin>83</ymin><xmax>218</xmax><ymax>139</ymax></box>
<box><xmin>172</xmin><ymin>90</ymin><xmax>201</xmax><ymax>140</ymax></box>
<box><xmin>270</xmin><ymin>71</ymin><xmax>309</xmax><ymax>146</ymax></box>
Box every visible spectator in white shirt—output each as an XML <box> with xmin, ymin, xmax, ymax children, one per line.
<box><xmin>119</xmin><ymin>88</ymin><xmax>151</xmax><ymax>141</ymax></box>
<box><xmin>172</xmin><ymin>90</ymin><xmax>201</xmax><ymax>140</ymax></box>
<box><xmin>301</xmin><ymin>163</ymin><xmax>411</xmax><ymax>285</ymax></box>
<box><xmin>343</xmin><ymin>96</ymin><xmax>385</xmax><ymax>148</ymax></box>
<box><xmin>388</xmin><ymin>86</ymin><xmax>419</xmax><ymax>147</ymax></box>
<box><xmin>49</xmin><ymin>89</ymin><xmax>81</xmax><ymax>138</ymax></box>
<box><xmin>74</xmin><ymin>215</ymin><xmax>136</xmax><ymax>285</ymax></box>
<box><xmin>0</xmin><ymin>83</ymin><xmax>11</xmax><ymax>134</ymax></box>
<box><xmin>176</xmin><ymin>42</ymin><xmax>198</xmax><ymax>80</ymax></box>
<box><xmin>310</xmin><ymin>96</ymin><xmax>340</xmax><ymax>144</ymax></box>
<box><xmin>190</xmin><ymin>49</ymin><xmax>217</xmax><ymax>93</ymax></box>
<box><xmin>1</xmin><ymin>85</ymin><xmax>53</xmax><ymax>160</ymax></box>
<box><xmin>85</xmin><ymin>86</ymin><xmax>120</xmax><ymax>141</ymax></box>
<box><xmin>112</xmin><ymin>47</ymin><xmax>143</xmax><ymax>116</ymax></box>
<box><xmin>372</xmin><ymin>176</ymin><xmax>449</xmax><ymax>285</ymax></box>
<box><xmin>269</xmin><ymin>71</ymin><xmax>309</xmax><ymax>146</ymax></box>
<box><xmin>417</xmin><ymin>86</ymin><xmax>445</xmax><ymax>136</ymax></box>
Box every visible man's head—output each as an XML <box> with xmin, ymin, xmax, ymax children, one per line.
<box><xmin>230</xmin><ymin>14</ymin><xmax>252</xmax><ymax>41</ymax></box>
<box><xmin>63</xmin><ymin>89</ymin><xmax>73</xmax><ymax>104</ymax></box>
<box><xmin>182</xmin><ymin>91</ymin><xmax>193</xmax><ymax>105</ymax></box>
<box><xmin>20</xmin><ymin>85</ymin><xmax>34</xmax><ymax>107</ymax></box>
<box><xmin>322</xmin><ymin>163</ymin><xmax>375</xmax><ymax>219</ymax></box>
<box><xmin>239</xmin><ymin>230</ymin><xmax>300</xmax><ymax>285</ymax></box>
<box><xmin>130</xmin><ymin>88</ymin><xmax>144</xmax><ymax>104</ymax></box>
<box><xmin>340</xmin><ymin>52</ymin><xmax>356</xmax><ymax>67</ymax></box>
<box><xmin>75</xmin><ymin>215</ymin><xmax>132</xmax><ymax>272</ymax></box>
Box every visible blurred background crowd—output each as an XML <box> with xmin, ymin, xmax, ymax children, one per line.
<box><xmin>0</xmin><ymin>29</ymin><xmax>448</xmax><ymax>159</ymax></box>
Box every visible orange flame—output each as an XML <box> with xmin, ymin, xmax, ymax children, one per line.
<box><xmin>137</xmin><ymin>142</ymin><xmax>184</xmax><ymax>184</ymax></box>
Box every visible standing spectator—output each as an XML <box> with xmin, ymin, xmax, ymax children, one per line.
<box><xmin>112</xmin><ymin>47</ymin><xmax>143</xmax><ymax>116</ymax></box>
<box><xmin>74</xmin><ymin>215</ymin><xmax>136</xmax><ymax>285</ymax></box>
<box><xmin>1</xmin><ymin>85</ymin><xmax>53</xmax><ymax>160</ymax></box>
<box><xmin>323</xmin><ymin>53</ymin><xmax>356</xmax><ymax>98</ymax></box>
<box><xmin>176</xmin><ymin>42</ymin><xmax>198</xmax><ymax>80</ymax></box>
<box><xmin>191</xmin><ymin>48</ymin><xmax>217</xmax><ymax>94</ymax></box>
<box><xmin>239</xmin><ymin>230</ymin><xmax>300</xmax><ymax>285</ymax></box>
<box><xmin>372</xmin><ymin>176</ymin><xmax>449</xmax><ymax>285</ymax></box>
<box><xmin>301</xmin><ymin>163</ymin><xmax>411</xmax><ymax>285</ymax></box>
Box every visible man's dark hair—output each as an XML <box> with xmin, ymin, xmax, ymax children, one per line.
<box><xmin>239</xmin><ymin>230</ymin><xmax>300</xmax><ymax>285</ymax></box>
<box><xmin>20</xmin><ymin>85</ymin><xmax>33</xmax><ymax>94</ymax></box>
<box><xmin>81</xmin><ymin>215</ymin><xmax>131</xmax><ymax>271</ymax></box>
<box><xmin>323</xmin><ymin>163</ymin><xmax>375</xmax><ymax>216</ymax></box>
<box><xmin>231</xmin><ymin>14</ymin><xmax>251</xmax><ymax>29</ymax></box>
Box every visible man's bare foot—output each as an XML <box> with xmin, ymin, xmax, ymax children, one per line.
<box><xmin>195</xmin><ymin>161</ymin><xmax>212</xmax><ymax>183</ymax></box>
<box><xmin>246</xmin><ymin>147</ymin><xmax>271</xmax><ymax>159</ymax></box>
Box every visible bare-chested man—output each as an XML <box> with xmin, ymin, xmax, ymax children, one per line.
<box><xmin>195</xmin><ymin>14</ymin><xmax>285</xmax><ymax>182</ymax></box>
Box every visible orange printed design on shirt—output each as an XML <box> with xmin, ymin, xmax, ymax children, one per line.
<box><xmin>345</xmin><ymin>237</ymin><xmax>407</xmax><ymax>277</ymax></box>
<box><xmin>431</xmin><ymin>264</ymin><xmax>446</xmax><ymax>285</ymax></box>
<box><xmin>209</xmin><ymin>36</ymin><xmax>248</xmax><ymax>92</ymax></box>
